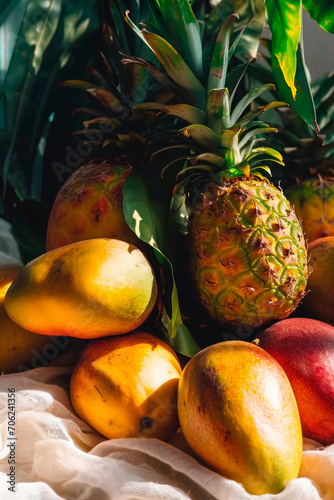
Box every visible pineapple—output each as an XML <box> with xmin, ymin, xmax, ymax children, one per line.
<box><xmin>280</xmin><ymin>73</ymin><xmax>334</xmax><ymax>242</ymax></box>
<box><xmin>46</xmin><ymin>161</ymin><xmax>139</xmax><ymax>251</ymax></box>
<box><xmin>126</xmin><ymin>5</ymin><xmax>309</xmax><ymax>329</ymax></box>
<box><xmin>285</xmin><ymin>176</ymin><xmax>334</xmax><ymax>243</ymax></box>
<box><xmin>46</xmin><ymin>0</ymin><xmax>174</xmax><ymax>250</ymax></box>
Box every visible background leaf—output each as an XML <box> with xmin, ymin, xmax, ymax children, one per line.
<box><xmin>0</xmin><ymin>0</ymin><xmax>99</xmax><ymax>202</ymax></box>
<box><xmin>206</xmin><ymin>0</ymin><xmax>266</xmax><ymax>61</ymax></box>
<box><xmin>264</xmin><ymin>37</ymin><xmax>318</xmax><ymax>132</ymax></box>
<box><xmin>122</xmin><ymin>170</ymin><xmax>200</xmax><ymax>357</ymax></box>
<box><xmin>303</xmin><ymin>0</ymin><xmax>334</xmax><ymax>34</ymax></box>
<box><xmin>265</xmin><ymin>0</ymin><xmax>301</xmax><ymax>99</ymax></box>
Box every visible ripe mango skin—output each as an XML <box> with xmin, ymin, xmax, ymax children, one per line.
<box><xmin>256</xmin><ymin>317</ymin><xmax>334</xmax><ymax>445</ymax></box>
<box><xmin>178</xmin><ymin>341</ymin><xmax>302</xmax><ymax>496</ymax></box>
<box><xmin>70</xmin><ymin>331</ymin><xmax>182</xmax><ymax>440</ymax></box>
<box><xmin>0</xmin><ymin>266</ymin><xmax>74</xmax><ymax>373</ymax></box>
<box><xmin>5</xmin><ymin>239</ymin><xmax>157</xmax><ymax>339</ymax></box>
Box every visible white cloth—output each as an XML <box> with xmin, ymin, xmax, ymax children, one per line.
<box><xmin>0</xmin><ymin>366</ymin><xmax>333</xmax><ymax>500</ymax></box>
<box><xmin>0</xmin><ymin>219</ymin><xmax>22</xmax><ymax>266</ymax></box>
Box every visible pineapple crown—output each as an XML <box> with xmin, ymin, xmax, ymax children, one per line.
<box><xmin>123</xmin><ymin>1</ymin><xmax>285</xmax><ymax>184</ymax></box>
<box><xmin>59</xmin><ymin>0</ymin><xmax>177</xmax><ymax>164</ymax></box>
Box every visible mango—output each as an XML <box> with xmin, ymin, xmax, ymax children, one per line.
<box><xmin>178</xmin><ymin>340</ymin><xmax>302</xmax><ymax>495</ymax></box>
<box><xmin>5</xmin><ymin>238</ymin><xmax>157</xmax><ymax>339</ymax></box>
<box><xmin>256</xmin><ymin>317</ymin><xmax>334</xmax><ymax>445</ymax></box>
<box><xmin>70</xmin><ymin>331</ymin><xmax>181</xmax><ymax>440</ymax></box>
<box><xmin>302</xmin><ymin>236</ymin><xmax>334</xmax><ymax>324</ymax></box>
<box><xmin>0</xmin><ymin>266</ymin><xmax>79</xmax><ymax>373</ymax></box>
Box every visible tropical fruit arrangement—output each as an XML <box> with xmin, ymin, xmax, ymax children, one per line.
<box><xmin>1</xmin><ymin>0</ymin><xmax>334</xmax><ymax>496</ymax></box>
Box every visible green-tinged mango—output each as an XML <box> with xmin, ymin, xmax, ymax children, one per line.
<box><xmin>0</xmin><ymin>266</ymin><xmax>85</xmax><ymax>372</ymax></box>
<box><xmin>5</xmin><ymin>238</ymin><xmax>157</xmax><ymax>339</ymax></box>
<box><xmin>178</xmin><ymin>340</ymin><xmax>302</xmax><ymax>495</ymax></box>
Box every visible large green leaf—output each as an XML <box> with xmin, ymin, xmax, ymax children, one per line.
<box><xmin>265</xmin><ymin>0</ymin><xmax>301</xmax><ymax>98</ymax></box>
<box><xmin>303</xmin><ymin>0</ymin><xmax>334</xmax><ymax>34</ymax></box>
<box><xmin>270</xmin><ymin>40</ymin><xmax>319</xmax><ymax>132</ymax></box>
<box><xmin>0</xmin><ymin>0</ymin><xmax>99</xmax><ymax>196</ymax></box>
<box><xmin>122</xmin><ymin>170</ymin><xmax>200</xmax><ymax>358</ymax></box>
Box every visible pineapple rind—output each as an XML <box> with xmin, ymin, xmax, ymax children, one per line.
<box><xmin>188</xmin><ymin>178</ymin><xmax>308</xmax><ymax>329</ymax></box>
<box><xmin>46</xmin><ymin>162</ymin><xmax>137</xmax><ymax>251</ymax></box>
<box><xmin>285</xmin><ymin>177</ymin><xmax>334</xmax><ymax>242</ymax></box>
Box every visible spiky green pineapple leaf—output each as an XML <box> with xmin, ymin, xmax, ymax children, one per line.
<box><xmin>206</xmin><ymin>88</ymin><xmax>231</xmax><ymax>132</ymax></box>
<box><xmin>141</xmin><ymin>29</ymin><xmax>206</xmax><ymax>109</ymax></box>
<box><xmin>205</xmin><ymin>0</ymin><xmax>266</xmax><ymax>61</ymax></box>
<box><xmin>122</xmin><ymin>170</ymin><xmax>200</xmax><ymax>357</ymax></box>
<box><xmin>121</xmin><ymin>54</ymin><xmax>182</xmax><ymax>100</ymax></box>
<box><xmin>61</xmin><ymin>80</ymin><xmax>98</xmax><ymax>90</ymax></box>
<box><xmin>212</xmin><ymin>161</ymin><xmax>250</xmax><ymax>183</ymax></box>
<box><xmin>161</xmin><ymin>0</ymin><xmax>203</xmax><ymax>80</ymax></box>
<box><xmin>208</xmin><ymin>14</ymin><xmax>237</xmax><ymax>92</ymax></box>
<box><xmin>86</xmin><ymin>88</ymin><xmax>123</xmax><ymax>111</ymax></box>
<box><xmin>230</xmin><ymin>84</ymin><xmax>275</xmax><ymax>126</ymax></box>
<box><xmin>194</xmin><ymin>152</ymin><xmax>226</xmax><ymax>168</ymax></box>
<box><xmin>133</xmin><ymin>102</ymin><xmax>205</xmax><ymax>124</ymax></box>
<box><xmin>160</xmin><ymin>156</ymin><xmax>193</xmax><ymax>178</ymax></box>
<box><xmin>234</xmin><ymin>101</ymin><xmax>287</xmax><ymax>129</ymax></box>
<box><xmin>239</xmin><ymin>125</ymin><xmax>278</xmax><ymax>149</ymax></box>
<box><xmin>226</xmin><ymin>59</ymin><xmax>254</xmax><ymax>104</ymax></box>
<box><xmin>181</xmin><ymin>124</ymin><xmax>222</xmax><ymax>149</ymax></box>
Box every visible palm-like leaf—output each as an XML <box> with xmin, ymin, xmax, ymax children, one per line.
<box><xmin>0</xmin><ymin>0</ymin><xmax>99</xmax><ymax>199</ymax></box>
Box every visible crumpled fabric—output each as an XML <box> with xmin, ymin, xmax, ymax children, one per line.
<box><xmin>0</xmin><ymin>366</ymin><xmax>333</xmax><ymax>500</ymax></box>
<box><xmin>0</xmin><ymin>218</ymin><xmax>22</xmax><ymax>268</ymax></box>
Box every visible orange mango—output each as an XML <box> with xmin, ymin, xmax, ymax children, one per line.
<box><xmin>70</xmin><ymin>331</ymin><xmax>181</xmax><ymax>440</ymax></box>
<box><xmin>178</xmin><ymin>340</ymin><xmax>302</xmax><ymax>495</ymax></box>
<box><xmin>5</xmin><ymin>239</ymin><xmax>157</xmax><ymax>338</ymax></box>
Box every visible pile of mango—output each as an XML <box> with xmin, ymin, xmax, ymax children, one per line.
<box><xmin>1</xmin><ymin>237</ymin><xmax>334</xmax><ymax>496</ymax></box>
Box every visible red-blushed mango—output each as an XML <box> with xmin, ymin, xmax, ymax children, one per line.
<box><xmin>5</xmin><ymin>239</ymin><xmax>157</xmax><ymax>339</ymax></box>
<box><xmin>70</xmin><ymin>331</ymin><xmax>181</xmax><ymax>440</ymax></box>
<box><xmin>256</xmin><ymin>317</ymin><xmax>334</xmax><ymax>445</ymax></box>
<box><xmin>178</xmin><ymin>340</ymin><xmax>302</xmax><ymax>495</ymax></box>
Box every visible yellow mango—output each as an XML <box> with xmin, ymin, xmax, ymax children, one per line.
<box><xmin>178</xmin><ymin>340</ymin><xmax>302</xmax><ymax>495</ymax></box>
<box><xmin>0</xmin><ymin>266</ymin><xmax>82</xmax><ymax>373</ymax></box>
<box><xmin>5</xmin><ymin>238</ymin><xmax>157</xmax><ymax>339</ymax></box>
<box><xmin>70</xmin><ymin>331</ymin><xmax>181</xmax><ymax>440</ymax></box>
